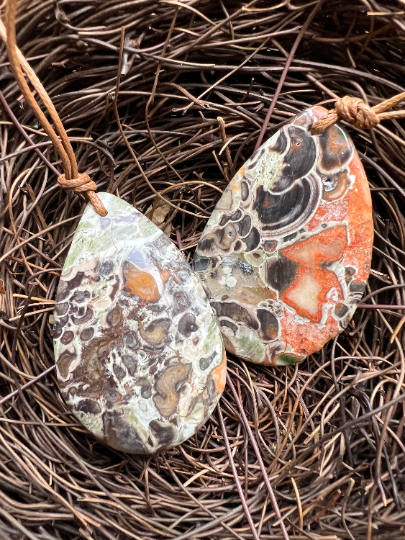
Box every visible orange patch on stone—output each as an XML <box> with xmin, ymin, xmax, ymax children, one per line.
<box><xmin>231</xmin><ymin>285</ymin><xmax>276</xmax><ymax>307</ymax></box>
<box><xmin>230</xmin><ymin>178</ymin><xmax>241</xmax><ymax>192</ymax></box>
<box><xmin>123</xmin><ymin>262</ymin><xmax>159</xmax><ymax>302</ymax></box>
<box><xmin>306</xmin><ymin>151</ymin><xmax>373</xmax><ymax>285</ymax></box>
<box><xmin>281</xmin><ymin>226</ymin><xmax>347</xmax><ymax>322</ymax></box>
<box><xmin>280</xmin><ymin>307</ymin><xmax>341</xmax><ymax>357</ymax></box>
<box><xmin>312</xmin><ymin>106</ymin><xmax>329</xmax><ymax>119</ymax></box>
<box><xmin>276</xmin><ymin>150</ymin><xmax>373</xmax><ymax>359</ymax></box>
<box><xmin>230</xmin><ymin>168</ymin><xmax>244</xmax><ymax>192</ymax></box>
<box><xmin>343</xmin><ymin>153</ymin><xmax>373</xmax><ymax>281</ymax></box>
<box><xmin>160</xmin><ymin>268</ymin><xmax>172</xmax><ymax>283</ymax></box>
<box><xmin>307</xmin><ymin>151</ymin><xmax>372</xmax><ymax>233</ymax></box>
<box><xmin>294</xmin><ymin>106</ymin><xmax>327</xmax><ymax>127</ymax></box>
<box><xmin>154</xmin><ymin>363</ymin><xmax>187</xmax><ymax>418</ymax></box>
<box><xmin>212</xmin><ymin>346</ymin><xmax>227</xmax><ymax>393</ymax></box>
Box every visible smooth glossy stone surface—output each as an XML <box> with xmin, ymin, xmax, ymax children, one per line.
<box><xmin>54</xmin><ymin>193</ymin><xmax>225</xmax><ymax>454</ymax></box>
<box><xmin>194</xmin><ymin>107</ymin><xmax>373</xmax><ymax>366</ymax></box>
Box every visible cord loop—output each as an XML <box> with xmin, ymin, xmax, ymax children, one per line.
<box><xmin>0</xmin><ymin>0</ymin><xmax>107</xmax><ymax>217</ymax></box>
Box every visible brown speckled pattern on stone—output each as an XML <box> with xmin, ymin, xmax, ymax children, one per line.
<box><xmin>54</xmin><ymin>193</ymin><xmax>225</xmax><ymax>454</ymax></box>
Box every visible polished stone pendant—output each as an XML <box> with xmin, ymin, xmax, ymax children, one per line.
<box><xmin>194</xmin><ymin>106</ymin><xmax>373</xmax><ymax>366</ymax></box>
<box><xmin>53</xmin><ymin>193</ymin><xmax>225</xmax><ymax>453</ymax></box>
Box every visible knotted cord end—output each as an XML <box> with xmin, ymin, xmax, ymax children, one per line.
<box><xmin>58</xmin><ymin>173</ymin><xmax>108</xmax><ymax>217</ymax></box>
<box><xmin>311</xmin><ymin>95</ymin><xmax>380</xmax><ymax>135</ymax></box>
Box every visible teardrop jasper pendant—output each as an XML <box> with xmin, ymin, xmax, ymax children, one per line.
<box><xmin>194</xmin><ymin>106</ymin><xmax>373</xmax><ymax>366</ymax></box>
<box><xmin>53</xmin><ymin>193</ymin><xmax>225</xmax><ymax>454</ymax></box>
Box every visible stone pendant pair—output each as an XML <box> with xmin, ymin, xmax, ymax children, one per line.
<box><xmin>53</xmin><ymin>106</ymin><xmax>373</xmax><ymax>453</ymax></box>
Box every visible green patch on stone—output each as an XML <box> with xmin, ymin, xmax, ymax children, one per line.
<box><xmin>238</xmin><ymin>335</ymin><xmax>263</xmax><ymax>358</ymax></box>
<box><xmin>76</xmin><ymin>218</ymin><xmax>94</xmax><ymax>233</ymax></box>
<box><xmin>88</xmin><ymin>231</ymin><xmax>114</xmax><ymax>253</ymax></box>
<box><xmin>76</xmin><ymin>410</ymin><xmax>104</xmax><ymax>437</ymax></box>
<box><xmin>128</xmin><ymin>408</ymin><xmax>138</xmax><ymax>426</ymax></box>
<box><xmin>64</xmin><ymin>236</ymin><xmax>86</xmax><ymax>269</ymax></box>
<box><xmin>276</xmin><ymin>354</ymin><xmax>300</xmax><ymax>366</ymax></box>
<box><xmin>235</xmin><ymin>327</ymin><xmax>265</xmax><ymax>363</ymax></box>
<box><xmin>203</xmin><ymin>317</ymin><xmax>221</xmax><ymax>354</ymax></box>
<box><xmin>139</xmin><ymin>217</ymin><xmax>159</xmax><ymax>238</ymax></box>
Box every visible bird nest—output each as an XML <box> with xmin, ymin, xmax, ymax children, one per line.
<box><xmin>0</xmin><ymin>1</ymin><xmax>405</xmax><ymax>539</ymax></box>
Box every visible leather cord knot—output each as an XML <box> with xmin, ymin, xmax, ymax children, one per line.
<box><xmin>311</xmin><ymin>92</ymin><xmax>405</xmax><ymax>135</ymax></box>
<box><xmin>58</xmin><ymin>173</ymin><xmax>108</xmax><ymax>217</ymax></box>
<box><xmin>311</xmin><ymin>96</ymin><xmax>380</xmax><ymax>135</ymax></box>
<box><xmin>335</xmin><ymin>96</ymin><xmax>379</xmax><ymax>130</ymax></box>
<box><xmin>58</xmin><ymin>172</ymin><xmax>96</xmax><ymax>192</ymax></box>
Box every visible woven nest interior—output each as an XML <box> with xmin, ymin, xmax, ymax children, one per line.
<box><xmin>1</xmin><ymin>1</ymin><xmax>405</xmax><ymax>539</ymax></box>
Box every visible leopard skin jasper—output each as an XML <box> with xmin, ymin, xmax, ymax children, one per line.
<box><xmin>53</xmin><ymin>193</ymin><xmax>225</xmax><ymax>454</ymax></box>
<box><xmin>194</xmin><ymin>106</ymin><xmax>373</xmax><ymax>366</ymax></box>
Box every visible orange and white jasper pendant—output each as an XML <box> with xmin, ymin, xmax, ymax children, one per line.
<box><xmin>194</xmin><ymin>106</ymin><xmax>373</xmax><ymax>366</ymax></box>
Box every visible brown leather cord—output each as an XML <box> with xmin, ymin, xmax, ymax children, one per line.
<box><xmin>311</xmin><ymin>92</ymin><xmax>405</xmax><ymax>135</ymax></box>
<box><xmin>1</xmin><ymin>0</ymin><xmax>107</xmax><ymax>216</ymax></box>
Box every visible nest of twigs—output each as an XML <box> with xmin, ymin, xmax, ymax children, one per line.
<box><xmin>1</xmin><ymin>1</ymin><xmax>405</xmax><ymax>539</ymax></box>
